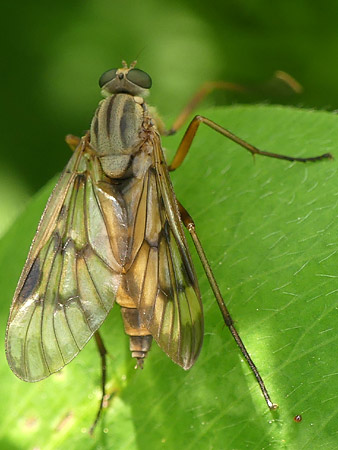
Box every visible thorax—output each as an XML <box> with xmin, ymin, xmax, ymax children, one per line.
<box><xmin>89</xmin><ymin>93</ymin><xmax>151</xmax><ymax>179</ymax></box>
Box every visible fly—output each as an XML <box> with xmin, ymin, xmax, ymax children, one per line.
<box><xmin>5</xmin><ymin>61</ymin><xmax>332</xmax><ymax>432</ymax></box>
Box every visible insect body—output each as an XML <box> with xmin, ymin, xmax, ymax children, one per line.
<box><xmin>5</xmin><ymin>61</ymin><xmax>332</xmax><ymax>431</ymax></box>
<box><xmin>6</xmin><ymin>63</ymin><xmax>202</xmax><ymax>380</ymax></box>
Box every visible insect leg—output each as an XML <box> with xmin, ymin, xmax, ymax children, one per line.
<box><xmin>177</xmin><ymin>200</ymin><xmax>278</xmax><ymax>411</ymax></box>
<box><xmin>165</xmin><ymin>81</ymin><xmax>246</xmax><ymax>136</ymax></box>
<box><xmin>164</xmin><ymin>72</ymin><xmax>302</xmax><ymax>136</ymax></box>
<box><xmin>65</xmin><ymin>134</ymin><xmax>81</xmax><ymax>152</ymax></box>
<box><xmin>89</xmin><ymin>331</ymin><xmax>108</xmax><ymax>435</ymax></box>
<box><xmin>169</xmin><ymin>115</ymin><xmax>332</xmax><ymax>171</ymax></box>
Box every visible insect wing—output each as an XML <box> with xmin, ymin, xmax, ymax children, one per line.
<box><xmin>5</xmin><ymin>139</ymin><xmax>120</xmax><ymax>382</ymax></box>
<box><xmin>134</xmin><ymin>134</ymin><xmax>204</xmax><ymax>369</ymax></box>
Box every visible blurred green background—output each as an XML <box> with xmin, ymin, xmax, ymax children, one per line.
<box><xmin>1</xmin><ymin>1</ymin><xmax>338</xmax><ymax>449</ymax></box>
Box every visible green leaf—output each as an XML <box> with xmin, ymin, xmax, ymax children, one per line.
<box><xmin>0</xmin><ymin>105</ymin><xmax>337</xmax><ymax>449</ymax></box>
<box><xmin>0</xmin><ymin>164</ymin><xmax>31</xmax><ymax>239</ymax></box>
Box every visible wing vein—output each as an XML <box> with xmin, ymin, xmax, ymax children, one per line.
<box><xmin>130</xmin><ymin>171</ymin><xmax>148</xmax><ymax>253</ymax></box>
<box><xmin>83</xmin><ymin>178</ymin><xmax>109</xmax><ymax>313</ymax></box>
<box><xmin>62</xmin><ymin>306</ymin><xmax>81</xmax><ymax>352</ymax></box>
<box><xmin>39</xmin><ymin>233</ymin><xmax>62</xmax><ymax>376</ymax></box>
<box><xmin>22</xmin><ymin>302</ymin><xmax>38</xmax><ymax>380</ymax></box>
<box><xmin>90</xmin><ymin>176</ymin><xmax>116</xmax><ymax>264</ymax></box>
<box><xmin>75</xmin><ymin>258</ymin><xmax>95</xmax><ymax>334</ymax></box>
<box><xmin>165</xmin><ymin>227</ymin><xmax>181</xmax><ymax>355</ymax></box>
<box><xmin>52</xmin><ymin>237</ymin><xmax>67</xmax><ymax>367</ymax></box>
<box><xmin>84</xmin><ymin>175</ymin><xmax>115</xmax><ymax>313</ymax></box>
<box><xmin>83</xmin><ymin>254</ymin><xmax>110</xmax><ymax>313</ymax></box>
<box><xmin>139</xmin><ymin>244</ymin><xmax>151</xmax><ymax>309</ymax></box>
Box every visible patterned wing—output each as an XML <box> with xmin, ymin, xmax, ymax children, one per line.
<box><xmin>123</xmin><ymin>134</ymin><xmax>204</xmax><ymax>370</ymax></box>
<box><xmin>6</xmin><ymin>139</ymin><xmax>121</xmax><ymax>382</ymax></box>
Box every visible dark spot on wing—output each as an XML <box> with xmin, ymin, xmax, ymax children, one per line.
<box><xmin>160</xmin><ymin>286</ymin><xmax>175</xmax><ymax>303</ymax></box>
<box><xmin>20</xmin><ymin>258</ymin><xmax>41</xmax><ymax>301</ymax></box>
<box><xmin>162</xmin><ymin>221</ymin><xmax>170</xmax><ymax>242</ymax></box>
<box><xmin>180</xmin><ymin>261</ymin><xmax>195</xmax><ymax>287</ymax></box>
<box><xmin>75</xmin><ymin>173</ymin><xmax>86</xmax><ymax>186</ymax></box>
<box><xmin>58</xmin><ymin>204</ymin><xmax>67</xmax><ymax>220</ymax></box>
<box><xmin>53</xmin><ymin>232</ymin><xmax>62</xmax><ymax>252</ymax></box>
<box><xmin>177</xmin><ymin>281</ymin><xmax>186</xmax><ymax>293</ymax></box>
<box><xmin>163</xmin><ymin>223</ymin><xmax>195</xmax><ymax>287</ymax></box>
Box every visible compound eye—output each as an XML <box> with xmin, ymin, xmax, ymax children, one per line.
<box><xmin>126</xmin><ymin>68</ymin><xmax>152</xmax><ymax>89</ymax></box>
<box><xmin>99</xmin><ymin>69</ymin><xmax>118</xmax><ymax>88</ymax></box>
